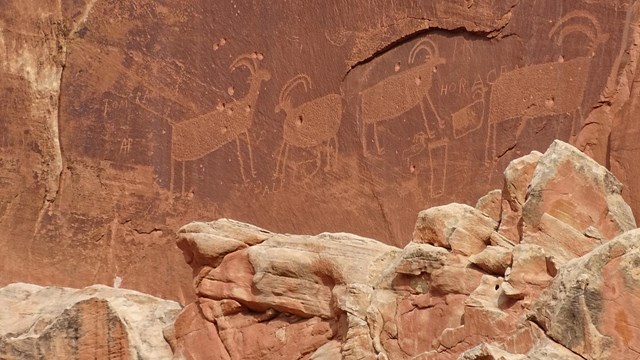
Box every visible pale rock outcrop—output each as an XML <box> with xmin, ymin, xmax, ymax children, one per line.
<box><xmin>0</xmin><ymin>283</ymin><xmax>181</xmax><ymax>360</ymax></box>
<box><xmin>413</xmin><ymin>204</ymin><xmax>497</xmax><ymax>256</ymax></box>
<box><xmin>475</xmin><ymin>189</ymin><xmax>502</xmax><ymax>223</ymax></box>
<box><xmin>497</xmin><ymin>151</ymin><xmax>542</xmax><ymax>244</ymax></box>
<box><xmin>168</xmin><ymin>140</ymin><xmax>639</xmax><ymax>359</ymax></box>
<box><xmin>531</xmin><ymin>228</ymin><xmax>640</xmax><ymax>359</ymax></box>
<box><xmin>521</xmin><ymin>141</ymin><xmax>636</xmax><ymax>264</ymax></box>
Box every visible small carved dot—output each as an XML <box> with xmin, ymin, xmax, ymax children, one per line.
<box><xmin>227</xmin><ymin>86</ymin><xmax>235</xmax><ymax>96</ymax></box>
<box><xmin>415</xmin><ymin>76</ymin><xmax>422</xmax><ymax>85</ymax></box>
<box><xmin>545</xmin><ymin>97</ymin><xmax>555</xmax><ymax>108</ymax></box>
<box><xmin>226</xmin><ymin>108</ymin><xmax>233</xmax><ymax>115</ymax></box>
<box><xmin>245</xmin><ymin>105</ymin><xmax>251</xmax><ymax>113</ymax></box>
<box><xmin>219</xmin><ymin>37</ymin><xmax>226</xmax><ymax>46</ymax></box>
<box><xmin>297</xmin><ymin>115</ymin><xmax>303</xmax><ymax>126</ymax></box>
<box><xmin>394</xmin><ymin>62</ymin><xmax>401</xmax><ymax>72</ymax></box>
<box><xmin>410</xmin><ymin>164</ymin><xmax>416</xmax><ymax>173</ymax></box>
<box><xmin>257</xmin><ymin>52</ymin><xmax>264</xmax><ymax>60</ymax></box>
<box><xmin>216</xmin><ymin>102</ymin><xmax>225</xmax><ymax>111</ymax></box>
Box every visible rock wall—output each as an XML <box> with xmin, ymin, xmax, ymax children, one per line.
<box><xmin>168</xmin><ymin>141</ymin><xmax>640</xmax><ymax>359</ymax></box>
<box><xmin>1</xmin><ymin>0</ymin><xmax>640</xmax><ymax>301</ymax></box>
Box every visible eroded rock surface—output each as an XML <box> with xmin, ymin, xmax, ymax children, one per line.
<box><xmin>168</xmin><ymin>140</ymin><xmax>639</xmax><ymax>359</ymax></box>
<box><xmin>3</xmin><ymin>0</ymin><xmax>640</xmax><ymax>301</ymax></box>
<box><xmin>0</xmin><ymin>283</ymin><xmax>181</xmax><ymax>360</ymax></box>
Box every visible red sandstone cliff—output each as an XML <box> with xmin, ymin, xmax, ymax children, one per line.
<box><xmin>3</xmin><ymin>1</ymin><xmax>640</xmax><ymax>302</ymax></box>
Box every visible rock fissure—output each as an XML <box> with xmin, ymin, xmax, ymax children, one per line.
<box><xmin>342</xmin><ymin>23</ymin><xmax>509</xmax><ymax>82</ymax></box>
<box><xmin>528</xmin><ymin>319</ymin><xmax>589</xmax><ymax>360</ymax></box>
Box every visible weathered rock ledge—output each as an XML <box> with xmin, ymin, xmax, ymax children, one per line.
<box><xmin>168</xmin><ymin>140</ymin><xmax>640</xmax><ymax>359</ymax></box>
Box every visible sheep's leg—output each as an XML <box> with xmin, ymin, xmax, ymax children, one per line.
<box><xmin>374</xmin><ymin>123</ymin><xmax>385</xmax><ymax>155</ymax></box>
<box><xmin>484</xmin><ymin>119</ymin><xmax>494</xmax><ymax>165</ymax></box>
<box><xmin>236</xmin><ymin>137</ymin><xmax>247</xmax><ymax>183</ymax></box>
<box><xmin>326</xmin><ymin>136</ymin><xmax>338</xmax><ymax>170</ymax></box>
<box><xmin>362</xmin><ymin>121</ymin><xmax>371</xmax><ymax>157</ymax></box>
<box><xmin>170</xmin><ymin>157</ymin><xmax>175</xmax><ymax>194</ymax></box>
<box><xmin>244</xmin><ymin>131</ymin><xmax>256</xmax><ymax>177</ymax></box>
<box><xmin>515</xmin><ymin>117</ymin><xmax>528</xmax><ymax>144</ymax></box>
<box><xmin>570</xmin><ymin>107</ymin><xmax>584</xmax><ymax>142</ymax></box>
<box><xmin>324</xmin><ymin>142</ymin><xmax>331</xmax><ymax>171</ymax></box>
<box><xmin>274</xmin><ymin>141</ymin><xmax>286</xmax><ymax>178</ymax></box>
<box><xmin>309</xmin><ymin>148</ymin><xmax>322</xmax><ymax>178</ymax></box>
<box><xmin>357</xmin><ymin>103</ymin><xmax>368</xmax><ymax>157</ymax></box>
<box><xmin>324</xmin><ymin>138</ymin><xmax>335</xmax><ymax>171</ymax></box>
<box><xmin>334</xmin><ymin>136</ymin><xmax>339</xmax><ymax>164</ymax></box>
<box><xmin>181</xmin><ymin>161</ymin><xmax>186</xmax><ymax>196</ymax></box>
<box><xmin>362</xmin><ymin>125</ymin><xmax>370</xmax><ymax>156</ymax></box>
<box><xmin>281</xmin><ymin>144</ymin><xmax>290</xmax><ymax>180</ymax></box>
<box><xmin>273</xmin><ymin>143</ymin><xmax>289</xmax><ymax>191</ymax></box>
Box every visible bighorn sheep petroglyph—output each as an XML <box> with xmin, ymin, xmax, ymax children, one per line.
<box><xmin>484</xmin><ymin>11</ymin><xmax>607</xmax><ymax>164</ymax></box>
<box><xmin>169</xmin><ymin>53</ymin><xmax>270</xmax><ymax>193</ymax></box>
<box><xmin>359</xmin><ymin>39</ymin><xmax>446</xmax><ymax>156</ymax></box>
<box><xmin>274</xmin><ymin>74</ymin><xmax>342</xmax><ymax>181</ymax></box>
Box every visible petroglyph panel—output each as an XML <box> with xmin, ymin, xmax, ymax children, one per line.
<box><xmin>0</xmin><ymin>0</ymin><xmax>633</xmax><ymax>300</ymax></box>
<box><xmin>274</xmin><ymin>74</ymin><xmax>342</xmax><ymax>185</ymax></box>
<box><xmin>169</xmin><ymin>53</ymin><xmax>270</xmax><ymax>192</ymax></box>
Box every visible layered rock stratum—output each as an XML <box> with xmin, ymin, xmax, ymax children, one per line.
<box><xmin>4</xmin><ymin>0</ymin><xmax>640</xmax><ymax>302</ymax></box>
<box><xmin>169</xmin><ymin>140</ymin><xmax>640</xmax><ymax>359</ymax></box>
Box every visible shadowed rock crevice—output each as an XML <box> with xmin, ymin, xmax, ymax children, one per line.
<box><xmin>342</xmin><ymin>23</ymin><xmax>513</xmax><ymax>82</ymax></box>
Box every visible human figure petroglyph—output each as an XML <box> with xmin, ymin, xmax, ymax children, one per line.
<box><xmin>484</xmin><ymin>11</ymin><xmax>608</xmax><ymax>164</ymax></box>
<box><xmin>274</xmin><ymin>74</ymin><xmax>342</xmax><ymax>183</ymax></box>
<box><xmin>359</xmin><ymin>39</ymin><xmax>446</xmax><ymax>156</ymax></box>
<box><xmin>169</xmin><ymin>53</ymin><xmax>271</xmax><ymax>194</ymax></box>
<box><xmin>403</xmin><ymin>133</ymin><xmax>449</xmax><ymax>198</ymax></box>
<box><xmin>402</xmin><ymin>76</ymin><xmax>489</xmax><ymax>199</ymax></box>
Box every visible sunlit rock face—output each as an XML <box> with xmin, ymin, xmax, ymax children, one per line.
<box><xmin>168</xmin><ymin>141</ymin><xmax>639</xmax><ymax>359</ymax></box>
<box><xmin>0</xmin><ymin>283</ymin><xmax>181</xmax><ymax>360</ymax></box>
<box><xmin>2</xmin><ymin>0</ymin><xmax>639</xmax><ymax>302</ymax></box>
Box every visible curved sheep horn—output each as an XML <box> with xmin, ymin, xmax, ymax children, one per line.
<box><xmin>409</xmin><ymin>39</ymin><xmax>438</xmax><ymax>64</ymax></box>
<box><xmin>278</xmin><ymin>74</ymin><xmax>312</xmax><ymax>106</ymax></box>
<box><xmin>554</xmin><ymin>24</ymin><xmax>599</xmax><ymax>48</ymax></box>
<box><xmin>549</xmin><ymin>11</ymin><xmax>604</xmax><ymax>46</ymax></box>
<box><xmin>229</xmin><ymin>55</ymin><xmax>257</xmax><ymax>74</ymax></box>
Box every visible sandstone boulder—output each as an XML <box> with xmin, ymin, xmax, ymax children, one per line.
<box><xmin>0</xmin><ymin>283</ymin><xmax>181</xmax><ymax>360</ymax></box>
<box><xmin>531</xmin><ymin>228</ymin><xmax>640</xmax><ymax>359</ymax></box>
<box><xmin>413</xmin><ymin>204</ymin><xmax>497</xmax><ymax>256</ymax></box>
<box><xmin>521</xmin><ymin>140</ymin><xmax>636</xmax><ymax>264</ymax></box>
<box><xmin>497</xmin><ymin>151</ymin><xmax>542</xmax><ymax>244</ymax></box>
<box><xmin>475</xmin><ymin>189</ymin><xmax>502</xmax><ymax>223</ymax></box>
